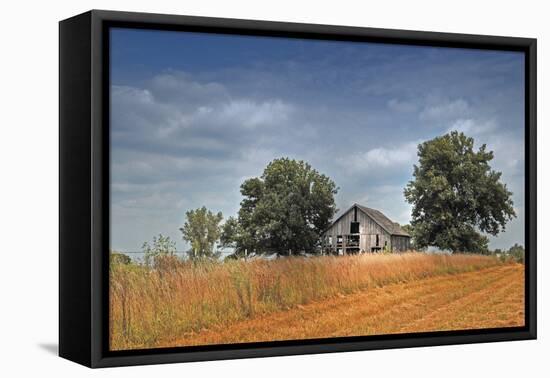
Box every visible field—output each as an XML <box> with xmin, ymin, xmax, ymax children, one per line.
<box><xmin>109</xmin><ymin>253</ymin><xmax>524</xmax><ymax>350</ymax></box>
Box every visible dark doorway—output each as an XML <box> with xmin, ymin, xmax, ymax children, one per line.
<box><xmin>350</xmin><ymin>222</ymin><xmax>359</xmax><ymax>234</ymax></box>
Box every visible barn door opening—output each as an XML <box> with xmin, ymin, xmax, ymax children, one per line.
<box><xmin>371</xmin><ymin>234</ymin><xmax>382</xmax><ymax>253</ymax></box>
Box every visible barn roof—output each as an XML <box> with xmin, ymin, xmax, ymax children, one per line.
<box><xmin>327</xmin><ymin>203</ymin><xmax>410</xmax><ymax>237</ymax></box>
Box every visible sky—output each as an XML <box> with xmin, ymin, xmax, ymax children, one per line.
<box><xmin>109</xmin><ymin>27</ymin><xmax>525</xmax><ymax>253</ymax></box>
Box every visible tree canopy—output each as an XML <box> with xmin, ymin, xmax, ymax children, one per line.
<box><xmin>221</xmin><ymin>158</ymin><xmax>338</xmax><ymax>256</ymax></box>
<box><xmin>404</xmin><ymin>131</ymin><xmax>516</xmax><ymax>252</ymax></box>
<box><xmin>180</xmin><ymin>206</ymin><xmax>223</xmax><ymax>260</ymax></box>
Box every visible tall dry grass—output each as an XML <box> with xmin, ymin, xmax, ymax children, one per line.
<box><xmin>110</xmin><ymin>252</ymin><xmax>502</xmax><ymax>350</ymax></box>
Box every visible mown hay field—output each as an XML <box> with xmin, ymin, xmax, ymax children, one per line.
<box><xmin>109</xmin><ymin>253</ymin><xmax>523</xmax><ymax>350</ymax></box>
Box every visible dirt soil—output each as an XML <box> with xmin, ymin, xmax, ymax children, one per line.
<box><xmin>158</xmin><ymin>264</ymin><xmax>524</xmax><ymax>347</ymax></box>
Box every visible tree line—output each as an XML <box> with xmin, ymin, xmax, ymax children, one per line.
<box><xmin>181</xmin><ymin>158</ymin><xmax>338</xmax><ymax>260</ymax></box>
<box><xmin>119</xmin><ymin>131</ymin><xmax>519</xmax><ymax>263</ymax></box>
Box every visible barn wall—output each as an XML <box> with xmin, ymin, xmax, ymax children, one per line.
<box><xmin>325</xmin><ymin>209</ymin><xmax>355</xmax><ymax>237</ymax></box>
<box><xmin>391</xmin><ymin>235</ymin><xmax>410</xmax><ymax>252</ymax></box>
<box><xmin>361</xmin><ymin>233</ymin><xmax>391</xmax><ymax>251</ymax></box>
<box><xmin>324</xmin><ymin>207</ymin><xmax>392</xmax><ymax>252</ymax></box>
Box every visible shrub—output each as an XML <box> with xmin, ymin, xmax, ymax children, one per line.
<box><xmin>110</xmin><ymin>251</ymin><xmax>132</xmax><ymax>265</ymax></box>
<box><xmin>507</xmin><ymin>243</ymin><xmax>525</xmax><ymax>263</ymax></box>
<box><xmin>142</xmin><ymin>234</ymin><xmax>177</xmax><ymax>267</ymax></box>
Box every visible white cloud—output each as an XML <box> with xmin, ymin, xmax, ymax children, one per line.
<box><xmin>112</xmin><ymin>85</ymin><xmax>155</xmax><ymax>105</ymax></box>
<box><xmin>445</xmin><ymin>118</ymin><xmax>497</xmax><ymax>136</ymax></box>
<box><xmin>219</xmin><ymin>99</ymin><xmax>292</xmax><ymax>129</ymax></box>
<box><xmin>344</xmin><ymin>141</ymin><xmax>419</xmax><ymax>173</ymax></box>
<box><xmin>419</xmin><ymin>98</ymin><xmax>470</xmax><ymax>122</ymax></box>
<box><xmin>153</xmin><ymin>98</ymin><xmax>293</xmax><ymax>139</ymax></box>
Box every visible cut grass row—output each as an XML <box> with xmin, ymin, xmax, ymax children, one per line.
<box><xmin>109</xmin><ymin>252</ymin><xmax>505</xmax><ymax>350</ymax></box>
<box><xmin>162</xmin><ymin>264</ymin><xmax>524</xmax><ymax>347</ymax></box>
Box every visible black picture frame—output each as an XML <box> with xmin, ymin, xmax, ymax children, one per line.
<box><xmin>59</xmin><ymin>9</ymin><xmax>537</xmax><ymax>368</ymax></box>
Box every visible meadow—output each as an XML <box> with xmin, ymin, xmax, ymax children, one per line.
<box><xmin>109</xmin><ymin>253</ymin><xmax>521</xmax><ymax>350</ymax></box>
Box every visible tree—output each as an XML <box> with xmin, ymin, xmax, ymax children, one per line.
<box><xmin>220</xmin><ymin>216</ymin><xmax>240</xmax><ymax>249</ymax></box>
<box><xmin>400</xmin><ymin>224</ymin><xmax>421</xmax><ymax>251</ymax></box>
<box><xmin>142</xmin><ymin>234</ymin><xmax>177</xmax><ymax>267</ymax></box>
<box><xmin>180</xmin><ymin>206</ymin><xmax>223</xmax><ymax>260</ymax></box>
<box><xmin>222</xmin><ymin>158</ymin><xmax>339</xmax><ymax>256</ymax></box>
<box><xmin>404</xmin><ymin>131</ymin><xmax>516</xmax><ymax>253</ymax></box>
<box><xmin>220</xmin><ymin>216</ymin><xmax>249</xmax><ymax>258</ymax></box>
<box><xmin>507</xmin><ymin>243</ymin><xmax>525</xmax><ymax>263</ymax></box>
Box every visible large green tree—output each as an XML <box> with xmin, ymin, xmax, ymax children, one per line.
<box><xmin>404</xmin><ymin>131</ymin><xmax>516</xmax><ymax>252</ymax></box>
<box><xmin>222</xmin><ymin>158</ymin><xmax>338</xmax><ymax>256</ymax></box>
<box><xmin>180</xmin><ymin>206</ymin><xmax>223</xmax><ymax>260</ymax></box>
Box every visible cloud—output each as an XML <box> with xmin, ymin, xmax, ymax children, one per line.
<box><xmin>219</xmin><ymin>99</ymin><xmax>292</xmax><ymax>129</ymax></box>
<box><xmin>149</xmin><ymin>71</ymin><xmax>229</xmax><ymax>108</ymax></box>
<box><xmin>387</xmin><ymin>98</ymin><xmax>418</xmax><ymax>113</ymax></box>
<box><xmin>110</xmin><ymin>71</ymin><xmax>306</xmax><ymax>251</ymax></box>
<box><xmin>445</xmin><ymin>118</ymin><xmax>498</xmax><ymax>136</ymax></box>
<box><xmin>112</xmin><ymin>71</ymin><xmax>295</xmax><ymax>155</ymax></box>
<box><xmin>443</xmin><ymin>118</ymin><xmax>524</xmax><ymax>179</ymax></box>
<box><xmin>109</xmin><ymin>36</ymin><xmax>525</xmax><ymax>252</ymax></box>
<box><xmin>344</xmin><ymin>141</ymin><xmax>419</xmax><ymax>173</ymax></box>
<box><xmin>419</xmin><ymin>98</ymin><xmax>470</xmax><ymax>122</ymax></box>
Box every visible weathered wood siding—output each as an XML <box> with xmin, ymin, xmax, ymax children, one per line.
<box><xmin>391</xmin><ymin>235</ymin><xmax>410</xmax><ymax>252</ymax></box>
<box><xmin>325</xmin><ymin>207</ymin><xmax>391</xmax><ymax>252</ymax></box>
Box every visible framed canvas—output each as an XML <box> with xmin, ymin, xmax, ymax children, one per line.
<box><xmin>59</xmin><ymin>10</ymin><xmax>537</xmax><ymax>368</ymax></box>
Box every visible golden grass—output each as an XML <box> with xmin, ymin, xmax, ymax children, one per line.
<box><xmin>166</xmin><ymin>264</ymin><xmax>524</xmax><ymax>346</ymax></box>
<box><xmin>109</xmin><ymin>252</ymin><xmax>509</xmax><ymax>350</ymax></box>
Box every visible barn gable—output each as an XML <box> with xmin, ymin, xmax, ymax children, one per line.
<box><xmin>356</xmin><ymin>205</ymin><xmax>410</xmax><ymax>237</ymax></box>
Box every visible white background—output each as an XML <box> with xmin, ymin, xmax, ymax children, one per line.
<box><xmin>0</xmin><ymin>0</ymin><xmax>547</xmax><ymax>376</ymax></box>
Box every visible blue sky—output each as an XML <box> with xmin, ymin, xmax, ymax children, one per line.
<box><xmin>110</xmin><ymin>28</ymin><xmax>525</xmax><ymax>252</ymax></box>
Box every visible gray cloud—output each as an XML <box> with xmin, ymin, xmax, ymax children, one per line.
<box><xmin>110</xmin><ymin>45</ymin><xmax>525</xmax><ymax>252</ymax></box>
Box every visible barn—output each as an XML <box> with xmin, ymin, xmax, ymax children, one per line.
<box><xmin>323</xmin><ymin>204</ymin><xmax>411</xmax><ymax>254</ymax></box>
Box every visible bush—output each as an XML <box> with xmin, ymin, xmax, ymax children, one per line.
<box><xmin>152</xmin><ymin>254</ymin><xmax>184</xmax><ymax>273</ymax></box>
<box><xmin>507</xmin><ymin>244</ymin><xmax>525</xmax><ymax>263</ymax></box>
<box><xmin>142</xmin><ymin>234</ymin><xmax>177</xmax><ymax>267</ymax></box>
<box><xmin>110</xmin><ymin>251</ymin><xmax>132</xmax><ymax>265</ymax></box>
